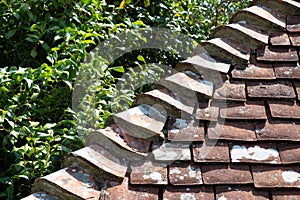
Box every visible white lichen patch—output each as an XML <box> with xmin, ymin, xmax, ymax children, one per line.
<box><xmin>180</xmin><ymin>193</ymin><xmax>196</xmax><ymax>200</ymax></box>
<box><xmin>188</xmin><ymin>166</ymin><xmax>202</xmax><ymax>182</ymax></box>
<box><xmin>143</xmin><ymin>172</ymin><xmax>167</xmax><ymax>184</ymax></box>
<box><xmin>170</xmin><ymin>168</ymin><xmax>181</xmax><ymax>175</ymax></box>
<box><xmin>231</xmin><ymin>145</ymin><xmax>279</xmax><ymax>163</ymax></box>
<box><xmin>174</xmin><ymin>118</ymin><xmax>188</xmax><ymax>129</ymax></box>
<box><xmin>218</xmin><ymin>196</ymin><xmax>227</xmax><ymax>200</ymax></box>
<box><xmin>282</xmin><ymin>170</ymin><xmax>300</xmax><ymax>184</ymax></box>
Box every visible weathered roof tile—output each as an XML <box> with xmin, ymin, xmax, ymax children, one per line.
<box><xmin>289</xmin><ymin>33</ymin><xmax>300</xmax><ymax>46</ymax></box>
<box><xmin>230</xmin><ymin>143</ymin><xmax>280</xmax><ymax>164</ymax></box>
<box><xmin>208</xmin><ymin>121</ymin><xmax>257</xmax><ymax>141</ymax></box>
<box><xmin>220</xmin><ymin>101</ymin><xmax>267</xmax><ymax>119</ymax></box>
<box><xmin>195</xmin><ymin>101</ymin><xmax>219</xmax><ymax>121</ymax></box>
<box><xmin>294</xmin><ymin>81</ymin><xmax>300</xmax><ymax>100</ymax></box>
<box><xmin>274</xmin><ymin>63</ymin><xmax>300</xmax><ymax>78</ymax></box>
<box><xmin>163</xmin><ymin>187</ymin><xmax>214</xmax><ymax>200</ymax></box>
<box><xmin>270</xmin><ymin>32</ymin><xmax>291</xmax><ymax>46</ymax></box>
<box><xmin>214</xmin><ymin>80</ymin><xmax>246</xmax><ymax>101</ymax></box>
<box><xmin>268</xmin><ymin>100</ymin><xmax>300</xmax><ymax>119</ymax></box>
<box><xmin>252</xmin><ymin>165</ymin><xmax>300</xmax><ymax>188</ymax></box>
<box><xmin>169</xmin><ymin>162</ymin><xmax>203</xmax><ymax>185</ymax></box>
<box><xmin>232</xmin><ymin>63</ymin><xmax>275</xmax><ymax>80</ymax></box>
<box><xmin>201</xmin><ymin>164</ymin><xmax>253</xmax><ymax>185</ymax></box>
<box><xmin>216</xmin><ymin>186</ymin><xmax>269</xmax><ymax>200</ymax></box>
<box><xmin>167</xmin><ymin>118</ymin><xmax>204</xmax><ymax>142</ymax></box>
<box><xmin>256</xmin><ymin>46</ymin><xmax>299</xmax><ymax>62</ymax></box>
<box><xmin>287</xmin><ymin>15</ymin><xmax>300</xmax><ymax>32</ymax></box>
<box><xmin>247</xmin><ymin>80</ymin><xmax>296</xmax><ymax>99</ymax></box>
<box><xmin>130</xmin><ymin>161</ymin><xmax>168</xmax><ymax>185</ymax></box>
<box><xmin>105</xmin><ymin>178</ymin><xmax>159</xmax><ymax>200</ymax></box>
<box><xmin>278</xmin><ymin>143</ymin><xmax>300</xmax><ymax>164</ymax></box>
<box><xmin>193</xmin><ymin>141</ymin><xmax>230</xmax><ymax>163</ymax></box>
<box><xmin>272</xmin><ymin>190</ymin><xmax>300</xmax><ymax>200</ymax></box>
<box><xmin>255</xmin><ymin>120</ymin><xmax>300</xmax><ymax>141</ymax></box>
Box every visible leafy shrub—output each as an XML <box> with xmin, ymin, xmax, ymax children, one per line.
<box><xmin>0</xmin><ymin>0</ymin><xmax>250</xmax><ymax>199</ymax></box>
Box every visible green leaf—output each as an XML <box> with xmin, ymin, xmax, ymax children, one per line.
<box><xmin>137</xmin><ymin>55</ymin><xmax>146</xmax><ymax>63</ymax></box>
<box><xmin>110</xmin><ymin>66</ymin><xmax>125</xmax><ymax>73</ymax></box>
<box><xmin>30</xmin><ymin>48</ymin><xmax>37</xmax><ymax>58</ymax></box>
<box><xmin>48</xmin><ymin>25</ymin><xmax>60</xmax><ymax>31</ymax></box>
<box><xmin>144</xmin><ymin>0</ymin><xmax>150</xmax><ymax>7</ymax></box>
<box><xmin>43</xmin><ymin>123</ymin><xmax>56</xmax><ymax>129</ymax></box>
<box><xmin>5</xmin><ymin>30</ymin><xmax>16</xmax><ymax>39</ymax></box>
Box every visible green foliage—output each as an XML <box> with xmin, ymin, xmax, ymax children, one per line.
<box><xmin>0</xmin><ymin>0</ymin><xmax>251</xmax><ymax>199</ymax></box>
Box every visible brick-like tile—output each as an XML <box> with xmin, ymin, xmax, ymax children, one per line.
<box><xmin>272</xmin><ymin>190</ymin><xmax>300</xmax><ymax>200</ymax></box>
<box><xmin>21</xmin><ymin>192</ymin><xmax>59</xmax><ymax>200</ymax></box>
<box><xmin>268</xmin><ymin>100</ymin><xmax>300</xmax><ymax>119</ymax></box>
<box><xmin>169</xmin><ymin>162</ymin><xmax>203</xmax><ymax>185</ymax></box>
<box><xmin>216</xmin><ymin>186</ymin><xmax>269</xmax><ymax>200</ymax></box>
<box><xmin>255</xmin><ymin>120</ymin><xmax>300</xmax><ymax>141</ymax></box>
<box><xmin>294</xmin><ymin>81</ymin><xmax>300</xmax><ymax>101</ymax></box>
<box><xmin>130</xmin><ymin>161</ymin><xmax>167</xmax><ymax>185</ymax></box>
<box><xmin>278</xmin><ymin>143</ymin><xmax>300</xmax><ymax>164</ymax></box>
<box><xmin>151</xmin><ymin>142</ymin><xmax>191</xmax><ymax>161</ymax></box>
<box><xmin>163</xmin><ymin>187</ymin><xmax>214</xmax><ymax>200</ymax></box>
<box><xmin>214</xmin><ymin>80</ymin><xmax>246</xmax><ymax>101</ymax></box>
<box><xmin>274</xmin><ymin>63</ymin><xmax>300</xmax><ymax>78</ymax></box>
<box><xmin>220</xmin><ymin>101</ymin><xmax>266</xmax><ymax>119</ymax></box>
<box><xmin>208</xmin><ymin>122</ymin><xmax>257</xmax><ymax>141</ymax></box>
<box><xmin>167</xmin><ymin>118</ymin><xmax>204</xmax><ymax>142</ymax></box>
<box><xmin>256</xmin><ymin>46</ymin><xmax>298</xmax><ymax>62</ymax></box>
<box><xmin>106</xmin><ymin>178</ymin><xmax>159</xmax><ymax>200</ymax></box>
<box><xmin>195</xmin><ymin>102</ymin><xmax>219</xmax><ymax>121</ymax></box>
<box><xmin>252</xmin><ymin>165</ymin><xmax>300</xmax><ymax>188</ymax></box>
<box><xmin>287</xmin><ymin>15</ymin><xmax>300</xmax><ymax>32</ymax></box>
<box><xmin>230</xmin><ymin>143</ymin><xmax>280</xmax><ymax>164</ymax></box>
<box><xmin>193</xmin><ymin>141</ymin><xmax>230</xmax><ymax>163</ymax></box>
<box><xmin>232</xmin><ymin>63</ymin><xmax>275</xmax><ymax>80</ymax></box>
<box><xmin>289</xmin><ymin>33</ymin><xmax>300</xmax><ymax>46</ymax></box>
<box><xmin>247</xmin><ymin>80</ymin><xmax>296</xmax><ymax>99</ymax></box>
<box><xmin>270</xmin><ymin>32</ymin><xmax>290</xmax><ymax>46</ymax></box>
<box><xmin>201</xmin><ymin>164</ymin><xmax>253</xmax><ymax>185</ymax></box>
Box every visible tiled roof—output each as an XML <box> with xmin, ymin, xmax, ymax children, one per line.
<box><xmin>23</xmin><ymin>0</ymin><xmax>300</xmax><ymax>199</ymax></box>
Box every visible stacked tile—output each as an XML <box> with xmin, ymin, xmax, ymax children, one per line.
<box><xmin>22</xmin><ymin>0</ymin><xmax>300</xmax><ymax>199</ymax></box>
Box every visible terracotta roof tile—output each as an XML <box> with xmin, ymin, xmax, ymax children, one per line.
<box><xmin>216</xmin><ymin>186</ymin><xmax>269</xmax><ymax>200</ymax></box>
<box><xmin>192</xmin><ymin>141</ymin><xmax>230</xmax><ymax>163</ymax></box>
<box><xmin>294</xmin><ymin>81</ymin><xmax>300</xmax><ymax>101</ymax></box>
<box><xmin>274</xmin><ymin>63</ymin><xmax>300</xmax><ymax>78</ymax></box>
<box><xmin>253</xmin><ymin>0</ymin><xmax>300</xmax><ymax>15</ymax></box>
<box><xmin>195</xmin><ymin>101</ymin><xmax>219</xmax><ymax>121</ymax></box>
<box><xmin>252</xmin><ymin>165</ymin><xmax>300</xmax><ymax>188</ymax></box>
<box><xmin>105</xmin><ymin>178</ymin><xmax>159</xmax><ymax>200</ymax></box>
<box><xmin>163</xmin><ymin>187</ymin><xmax>214</xmax><ymax>200</ymax></box>
<box><xmin>270</xmin><ymin>32</ymin><xmax>291</xmax><ymax>46</ymax></box>
<box><xmin>289</xmin><ymin>33</ymin><xmax>300</xmax><ymax>46</ymax></box>
<box><xmin>135</xmin><ymin>89</ymin><xmax>194</xmax><ymax>118</ymax></box>
<box><xmin>278</xmin><ymin>143</ymin><xmax>300</xmax><ymax>164</ymax></box>
<box><xmin>21</xmin><ymin>192</ymin><xmax>59</xmax><ymax>200</ymax></box>
<box><xmin>220</xmin><ymin>101</ymin><xmax>267</xmax><ymax>120</ymax></box>
<box><xmin>214</xmin><ymin>80</ymin><xmax>247</xmax><ymax>101</ymax></box>
<box><xmin>272</xmin><ymin>190</ymin><xmax>300</xmax><ymax>200</ymax></box>
<box><xmin>231</xmin><ymin>63</ymin><xmax>275</xmax><ymax>80</ymax></box>
<box><xmin>268</xmin><ymin>100</ymin><xmax>300</xmax><ymax>119</ymax></box>
<box><xmin>114</xmin><ymin>105</ymin><xmax>165</xmax><ymax>140</ymax></box>
<box><xmin>231</xmin><ymin>5</ymin><xmax>286</xmax><ymax>29</ymax></box>
<box><xmin>201</xmin><ymin>164</ymin><xmax>253</xmax><ymax>185</ymax></box>
<box><xmin>208</xmin><ymin>121</ymin><xmax>257</xmax><ymax>141</ymax></box>
<box><xmin>287</xmin><ymin>15</ymin><xmax>300</xmax><ymax>32</ymax></box>
<box><xmin>169</xmin><ymin>162</ymin><xmax>203</xmax><ymax>185</ymax></box>
<box><xmin>212</xmin><ymin>22</ymin><xmax>269</xmax><ymax>49</ymax></box>
<box><xmin>32</xmin><ymin>167</ymin><xmax>101</xmax><ymax>200</ymax></box>
<box><xmin>256</xmin><ymin>46</ymin><xmax>299</xmax><ymax>62</ymax></box>
<box><xmin>247</xmin><ymin>80</ymin><xmax>296</xmax><ymax>99</ymax></box>
<box><xmin>167</xmin><ymin>118</ymin><xmax>204</xmax><ymax>142</ymax></box>
<box><xmin>255</xmin><ymin>120</ymin><xmax>300</xmax><ymax>141</ymax></box>
<box><xmin>130</xmin><ymin>161</ymin><xmax>168</xmax><ymax>185</ymax></box>
<box><xmin>230</xmin><ymin>143</ymin><xmax>280</xmax><ymax>164</ymax></box>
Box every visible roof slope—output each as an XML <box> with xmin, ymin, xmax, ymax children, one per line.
<box><xmin>23</xmin><ymin>0</ymin><xmax>300</xmax><ymax>199</ymax></box>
